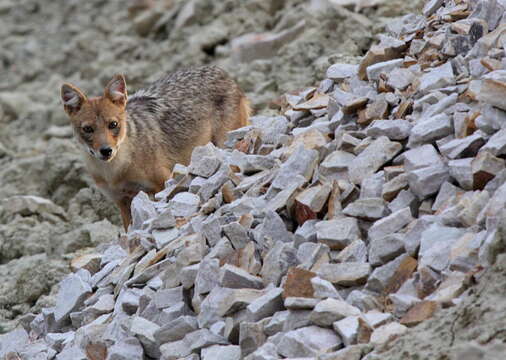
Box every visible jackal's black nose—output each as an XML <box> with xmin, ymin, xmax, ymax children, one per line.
<box><xmin>100</xmin><ymin>147</ymin><xmax>113</xmax><ymax>159</ymax></box>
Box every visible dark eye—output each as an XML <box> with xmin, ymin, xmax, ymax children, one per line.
<box><xmin>83</xmin><ymin>126</ymin><xmax>94</xmax><ymax>133</ymax></box>
<box><xmin>108</xmin><ymin>121</ymin><xmax>118</xmax><ymax>129</ymax></box>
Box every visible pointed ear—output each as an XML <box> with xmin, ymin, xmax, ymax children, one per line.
<box><xmin>104</xmin><ymin>74</ymin><xmax>127</xmax><ymax>107</ymax></box>
<box><xmin>61</xmin><ymin>83</ymin><xmax>87</xmax><ymax>116</ymax></box>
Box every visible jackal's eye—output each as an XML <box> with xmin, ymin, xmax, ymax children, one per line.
<box><xmin>108</xmin><ymin>121</ymin><xmax>118</xmax><ymax>129</ymax></box>
<box><xmin>82</xmin><ymin>126</ymin><xmax>94</xmax><ymax>133</ymax></box>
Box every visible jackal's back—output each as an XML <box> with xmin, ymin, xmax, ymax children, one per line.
<box><xmin>125</xmin><ymin>66</ymin><xmax>248</xmax><ymax>166</ymax></box>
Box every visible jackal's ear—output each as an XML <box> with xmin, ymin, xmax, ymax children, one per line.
<box><xmin>61</xmin><ymin>83</ymin><xmax>87</xmax><ymax>116</ymax></box>
<box><xmin>104</xmin><ymin>74</ymin><xmax>127</xmax><ymax>107</ymax></box>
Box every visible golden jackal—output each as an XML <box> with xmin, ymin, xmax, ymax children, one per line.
<box><xmin>61</xmin><ymin>66</ymin><xmax>250</xmax><ymax>230</ymax></box>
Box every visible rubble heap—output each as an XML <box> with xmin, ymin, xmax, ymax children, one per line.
<box><xmin>3</xmin><ymin>0</ymin><xmax>506</xmax><ymax>359</ymax></box>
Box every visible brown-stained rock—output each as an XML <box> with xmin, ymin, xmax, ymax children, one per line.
<box><xmin>283</xmin><ymin>267</ymin><xmax>317</xmax><ymax>299</ymax></box>
<box><xmin>383</xmin><ymin>256</ymin><xmax>418</xmax><ymax>295</ymax></box>
<box><xmin>400</xmin><ymin>301</ymin><xmax>438</xmax><ymax>327</ymax></box>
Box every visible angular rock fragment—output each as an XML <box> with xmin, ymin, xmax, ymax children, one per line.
<box><xmin>316</xmin><ymin>217</ymin><xmax>361</xmax><ymax>250</ymax></box>
<box><xmin>318</xmin><ymin>263</ymin><xmax>371</xmax><ymax>286</ymax></box>
<box><xmin>348</xmin><ymin>136</ymin><xmax>402</xmax><ymax>185</ymax></box>
<box><xmin>276</xmin><ymin>326</ymin><xmax>342</xmax><ymax>357</ymax></box>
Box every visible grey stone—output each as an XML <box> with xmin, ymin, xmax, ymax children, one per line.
<box><xmin>419</xmin><ymin>62</ymin><xmax>455</xmax><ymax>93</ymax></box>
<box><xmin>260</xmin><ymin>210</ymin><xmax>293</xmax><ymax>244</ymax></box>
<box><xmin>439</xmin><ymin>133</ymin><xmax>485</xmax><ymax>160</ymax></box>
<box><xmin>387</xmin><ymin>68</ymin><xmax>416</xmax><ymax>91</ymax></box>
<box><xmin>320</xmin><ymin>150</ymin><xmax>356</xmax><ymax>177</ymax></box>
<box><xmin>294</xmin><ymin>219</ymin><xmax>318</xmax><ymax>247</ymax></box>
<box><xmin>360</xmin><ymin>171</ymin><xmax>385</xmax><ymax>198</ymax></box>
<box><xmin>421</xmin><ymin>93</ymin><xmax>458</xmax><ymax>119</ymax></box>
<box><xmin>240</xmin><ymin>322</ymin><xmax>266</xmax><ymax>357</ymax></box>
<box><xmin>476</xmin><ymin>105</ymin><xmax>506</xmax><ymax>134</ymax></box>
<box><xmin>326</xmin><ymin>63</ymin><xmax>358</xmax><ymax>81</ymax></box>
<box><xmin>316</xmin><ymin>217</ymin><xmax>361</xmax><ymax>250</ymax></box>
<box><xmin>295</xmin><ymin>184</ymin><xmax>332</xmax><ymax>213</ymax></box>
<box><xmin>168</xmin><ymin>192</ymin><xmax>200</xmax><ymax>217</ymax></box>
<box><xmin>370</xmin><ymin>322</ymin><xmax>407</xmax><ymax>345</ymax></box>
<box><xmin>382</xmin><ymin>173</ymin><xmax>409</xmax><ymax>201</ymax></box>
<box><xmin>310</xmin><ymin>298</ymin><xmax>361</xmax><ymax>327</ymax></box>
<box><xmin>403</xmin><ymin>144</ymin><xmax>444</xmax><ymax>172</ymax></box>
<box><xmin>153</xmin><ymin>287</ymin><xmax>184</xmax><ymax>309</ymax></box>
<box><xmin>0</xmin><ymin>328</ymin><xmax>29</xmax><ymax>358</ymax></box>
<box><xmin>131</xmin><ymin>191</ymin><xmax>158</xmax><ymax>230</ymax></box>
<box><xmin>260</xmin><ymin>242</ymin><xmax>298</xmax><ymax>286</ymax></box>
<box><xmin>449</xmin><ymin>158</ymin><xmax>474</xmax><ymax>190</ymax></box>
<box><xmin>276</xmin><ymin>326</ymin><xmax>341</xmax><ymax>357</ymax></box>
<box><xmin>419</xmin><ymin>224</ymin><xmax>467</xmax><ymax>272</ymax></box>
<box><xmin>480</xmin><ymin>128</ymin><xmax>506</xmax><ymax>156</ymax></box>
<box><xmin>336</xmin><ymin>239</ymin><xmax>368</xmax><ymax>263</ymax></box>
<box><xmin>250</xmin><ymin>116</ymin><xmax>289</xmax><ymax>144</ymax></box>
<box><xmin>366</xmin><ymin>254</ymin><xmax>410</xmax><ymax>293</ymax></box>
<box><xmin>408</xmin><ymin>165</ymin><xmax>449</xmax><ymax>200</ymax></box>
<box><xmin>318</xmin><ymin>263</ymin><xmax>371</xmax><ymax>286</ymax></box>
<box><xmin>343</xmin><ymin>198</ymin><xmax>389</xmax><ymax>220</ymax></box>
<box><xmin>348</xmin><ymin>136</ymin><xmax>402</xmax><ymax>185</ymax></box>
<box><xmin>195</xmin><ymin>257</ymin><xmax>220</xmax><ymax>295</ymax></box>
<box><xmin>284</xmin><ymin>297</ymin><xmax>320</xmax><ymax>310</ymax></box>
<box><xmin>130</xmin><ymin>316</ymin><xmax>161</xmax><ymax>358</ymax></box>
<box><xmin>271</xmin><ymin>145</ymin><xmax>318</xmax><ymax>190</ymax></box>
<box><xmin>332</xmin><ymin>89</ymin><xmax>368</xmax><ymax>114</ymax></box>
<box><xmin>107</xmin><ymin>337</ymin><xmax>144</xmax><ymax>360</ymax></box>
<box><xmin>54</xmin><ymin>273</ymin><xmax>92</xmax><ymax>323</ymax></box>
<box><xmin>433</xmin><ymin>182</ymin><xmax>460</xmax><ymax>211</ymax></box>
<box><xmin>55</xmin><ymin>346</ymin><xmax>87</xmax><ymax>360</ymax></box>
<box><xmin>423</xmin><ymin>0</ymin><xmax>444</xmax><ymax>16</ymax></box>
<box><xmin>160</xmin><ymin>339</ymin><xmax>191</xmax><ymax>360</ymax></box>
<box><xmin>223</xmin><ymin>222</ymin><xmax>250</xmax><ymax>249</ymax></box>
<box><xmin>202</xmin><ymin>345</ymin><xmax>241</xmax><ymax>360</ymax></box>
<box><xmin>364</xmin><ymin>310</ymin><xmax>394</xmax><ymax>328</ymax></box>
<box><xmin>368</xmin><ymin>234</ymin><xmax>406</xmax><ymax>267</ymax></box>
<box><xmin>246</xmin><ymin>287</ymin><xmax>284</xmax><ymax>322</ymax></box>
<box><xmin>368</xmin><ymin>207</ymin><xmax>413</xmax><ymax>240</ymax></box>
<box><xmin>332</xmin><ymin>316</ymin><xmax>360</xmax><ymax>346</ymax></box>
<box><xmin>154</xmin><ymin>316</ymin><xmax>198</xmax><ymax>344</ymax></box>
<box><xmin>152</xmin><ymin>227</ymin><xmax>180</xmax><ymax>249</ymax></box>
<box><xmin>408</xmin><ymin>114</ymin><xmax>453</xmax><ymax>147</ymax></box>
<box><xmin>185</xmin><ymin>328</ymin><xmax>228</xmax><ymax>352</ymax></box>
<box><xmin>297</xmin><ymin>243</ymin><xmax>330</xmax><ymax>269</ymax></box>
<box><xmin>477</xmin><ymin>70</ymin><xmax>506</xmax><ymax>111</ymax></box>
<box><xmin>189</xmin><ymin>144</ymin><xmax>222</xmax><ymax>178</ymax></box>
<box><xmin>220</xmin><ymin>264</ymin><xmax>264</xmax><ymax>289</ymax></box>
<box><xmin>244</xmin><ymin>342</ymin><xmax>278</xmax><ymax>360</ymax></box>
<box><xmin>230</xmin><ymin>151</ymin><xmax>277</xmax><ymax>175</ymax></box>
<box><xmin>366</xmin><ymin>58</ymin><xmax>404</xmax><ymax>81</ymax></box>
<box><xmin>311</xmin><ymin>277</ymin><xmax>342</xmax><ymax>299</ymax></box>
<box><xmin>388</xmin><ymin>189</ymin><xmax>418</xmax><ymax>214</ymax></box>
<box><xmin>367</xmin><ymin>120</ymin><xmax>412</xmax><ymax>140</ymax></box>
<box><xmin>404</xmin><ymin>217</ymin><xmax>435</xmax><ymax>256</ymax></box>
<box><xmin>198</xmin><ymin>287</ymin><xmax>264</xmax><ymax>327</ymax></box>
<box><xmin>202</xmin><ymin>216</ymin><xmax>222</xmax><ymax>247</ymax></box>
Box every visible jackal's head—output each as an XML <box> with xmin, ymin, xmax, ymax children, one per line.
<box><xmin>60</xmin><ymin>75</ymin><xmax>128</xmax><ymax>162</ymax></box>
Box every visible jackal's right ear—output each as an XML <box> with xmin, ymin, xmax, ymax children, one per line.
<box><xmin>61</xmin><ymin>83</ymin><xmax>87</xmax><ymax>116</ymax></box>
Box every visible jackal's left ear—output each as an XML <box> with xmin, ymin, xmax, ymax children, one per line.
<box><xmin>61</xmin><ymin>83</ymin><xmax>87</xmax><ymax>116</ymax></box>
<box><xmin>104</xmin><ymin>74</ymin><xmax>127</xmax><ymax>107</ymax></box>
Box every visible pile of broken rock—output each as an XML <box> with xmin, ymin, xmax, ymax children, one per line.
<box><xmin>3</xmin><ymin>0</ymin><xmax>506</xmax><ymax>359</ymax></box>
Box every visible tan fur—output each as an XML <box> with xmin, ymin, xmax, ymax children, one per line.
<box><xmin>61</xmin><ymin>66</ymin><xmax>250</xmax><ymax>230</ymax></box>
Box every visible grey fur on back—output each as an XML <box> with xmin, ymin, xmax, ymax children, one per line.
<box><xmin>125</xmin><ymin>66</ymin><xmax>244</xmax><ymax>160</ymax></box>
